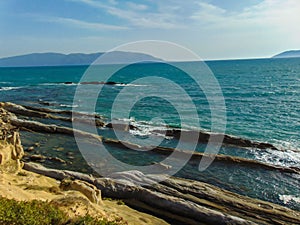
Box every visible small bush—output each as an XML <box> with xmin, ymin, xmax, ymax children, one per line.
<box><xmin>116</xmin><ymin>200</ymin><xmax>125</xmax><ymax>206</ymax></box>
<box><xmin>0</xmin><ymin>197</ymin><xmax>124</xmax><ymax>225</ymax></box>
<box><xmin>0</xmin><ymin>197</ymin><xmax>67</xmax><ymax>225</ymax></box>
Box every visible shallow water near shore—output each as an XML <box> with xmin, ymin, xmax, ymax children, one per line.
<box><xmin>1</xmin><ymin>57</ymin><xmax>300</xmax><ymax>210</ymax></box>
<box><xmin>20</xmin><ymin>129</ymin><xmax>300</xmax><ymax>211</ymax></box>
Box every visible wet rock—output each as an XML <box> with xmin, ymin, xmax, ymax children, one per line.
<box><xmin>9</xmin><ymin>117</ymin><xmax>102</xmax><ymax>141</ymax></box>
<box><xmin>67</xmin><ymin>155</ymin><xmax>75</xmax><ymax>160</ymax></box>
<box><xmin>26</xmin><ymin>146</ymin><xmax>35</xmax><ymax>152</ymax></box>
<box><xmin>80</xmin><ymin>81</ymin><xmax>122</xmax><ymax>85</ymax></box>
<box><xmin>152</xmin><ymin>129</ymin><xmax>278</xmax><ymax>150</ymax></box>
<box><xmin>72</xmin><ymin>117</ymin><xmax>105</xmax><ymax>127</ymax></box>
<box><xmin>64</xmin><ymin>82</ymin><xmax>74</xmax><ymax>84</ymax></box>
<box><xmin>66</xmin><ymin>152</ymin><xmax>75</xmax><ymax>159</ymax></box>
<box><xmin>34</xmin><ymin>142</ymin><xmax>40</xmax><ymax>147</ymax></box>
<box><xmin>54</xmin><ymin>147</ymin><xmax>64</xmax><ymax>151</ymax></box>
<box><xmin>30</xmin><ymin>154</ymin><xmax>47</xmax><ymax>161</ymax></box>
<box><xmin>150</xmin><ymin>162</ymin><xmax>172</xmax><ymax>170</ymax></box>
<box><xmin>1</xmin><ymin>102</ymin><xmax>71</xmax><ymax>122</ymax></box>
<box><xmin>23</xmin><ymin>104</ymin><xmax>103</xmax><ymax>120</ymax></box>
<box><xmin>49</xmin><ymin>156</ymin><xmax>66</xmax><ymax>164</ymax></box>
<box><xmin>105</xmin><ymin>123</ymin><xmax>137</xmax><ymax>131</ymax></box>
<box><xmin>38</xmin><ymin>101</ymin><xmax>52</xmax><ymax>106</ymax></box>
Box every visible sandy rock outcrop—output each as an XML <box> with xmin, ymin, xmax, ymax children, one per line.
<box><xmin>0</xmin><ymin>108</ymin><xmax>24</xmax><ymax>172</ymax></box>
<box><xmin>60</xmin><ymin>179</ymin><xmax>102</xmax><ymax>204</ymax></box>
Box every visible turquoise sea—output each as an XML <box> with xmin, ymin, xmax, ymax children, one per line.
<box><xmin>0</xmin><ymin>57</ymin><xmax>299</xmax><ymax>210</ymax></box>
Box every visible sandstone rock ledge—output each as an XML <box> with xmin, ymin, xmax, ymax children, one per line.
<box><xmin>0</xmin><ymin>107</ymin><xmax>168</xmax><ymax>225</ymax></box>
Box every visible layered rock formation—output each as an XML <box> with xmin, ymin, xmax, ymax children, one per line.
<box><xmin>1</xmin><ymin>102</ymin><xmax>279</xmax><ymax>150</ymax></box>
<box><xmin>23</xmin><ymin>162</ymin><xmax>300</xmax><ymax>225</ymax></box>
<box><xmin>0</xmin><ymin>108</ymin><xmax>24</xmax><ymax>173</ymax></box>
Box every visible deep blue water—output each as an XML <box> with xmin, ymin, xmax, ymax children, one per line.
<box><xmin>0</xmin><ymin>57</ymin><xmax>300</xmax><ymax>209</ymax></box>
<box><xmin>1</xmin><ymin>58</ymin><xmax>299</xmax><ymax>150</ymax></box>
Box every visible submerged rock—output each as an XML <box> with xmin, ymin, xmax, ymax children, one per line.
<box><xmin>34</xmin><ymin>142</ymin><xmax>40</xmax><ymax>147</ymax></box>
<box><xmin>105</xmin><ymin>122</ymin><xmax>137</xmax><ymax>131</ymax></box>
<box><xmin>30</xmin><ymin>154</ymin><xmax>46</xmax><ymax>161</ymax></box>
<box><xmin>153</xmin><ymin>128</ymin><xmax>278</xmax><ymax>150</ymax></box>
<box><xmin>49</xmin><ymin>156</ymin><xmax>66</xmax><ymax>164</ymax></box>
<box><xmin>26</xmin><ymin>146</ymin><xmax>35</xmax><ymax>152</ymax></box>
<box><xmin>80</xmin><ymin>81</ymin><xmax>123</xmax><ymax>85</ymax></box>
<box><xmin>150</xmin><ymin>162</ymin><xmax>172</xmax><ymax>170</ymax></box>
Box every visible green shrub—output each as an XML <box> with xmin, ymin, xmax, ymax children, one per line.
<box><xmin>0</xmin><ymin>197</ymin><xmax>124</xmax><ymax>225</ymax></box>
<box><xmin>0</xmin><ymin>197</ymin><xmax>67</xmax><ymax>225</ymax></box>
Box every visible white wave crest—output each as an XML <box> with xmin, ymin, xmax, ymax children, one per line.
<box><xmin>0</xmin><ymin>86</ymin><xmax>22</xmax><ymax>91</ymax></box>
<box><xmin>279</xmin><ymin>195</ymin><xmax>300</xmax><ymax>204</ymax></box>
<box><xmin>251</xmin><ymin>148</ymin><xmax>300</xmax><ymax>169</ymax></box>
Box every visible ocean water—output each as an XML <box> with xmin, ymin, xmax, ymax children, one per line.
<box><xmin>0</xmin><ymin>57</ymin><xmax>299</xmax><ymax>209</ymax></box>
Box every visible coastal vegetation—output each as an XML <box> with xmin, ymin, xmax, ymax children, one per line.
<box><xmin>0</xmin><ymin>197</ymin><xmax>123</xmax><ymax>225</ymax></box>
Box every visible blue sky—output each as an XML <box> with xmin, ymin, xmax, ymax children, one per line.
<box><xmin>0</xmin><ymin>0</ymin><xmax>299</xmax><ymax>59</ymax></box>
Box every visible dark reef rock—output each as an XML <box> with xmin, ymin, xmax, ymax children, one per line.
<box><xmin>80</xmin><ymin>81</ymin><xmax>123</xmax><ymax>85</ymax></box>
<box><xmin>30</xmin><ymin>154</ymin><xmax>47</xmax><ymax>161</ymax></box>
<box><xmin>153</xmin><ymin>129</ymin><xmax>278</xmax><ymax>150</ymax></box>
<box><xmin>105</xmin><ymin>122</ymin><xmax>137</xmax><ymax>131</ymax></box>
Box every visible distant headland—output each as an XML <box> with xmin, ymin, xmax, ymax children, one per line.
<box><xmin>0</xmin><ymin>51</ymin><xmax>161</xmax><ymax>67</ymax></box>
<box><xmin>272</xmin><ymin>50</ymin><xmax>300</xmax><ymax>58</ymax></box>
<box><xmin>1</xmin><ymin>50</ymin><xmax>300</xmax><ymax>67</ymax></box>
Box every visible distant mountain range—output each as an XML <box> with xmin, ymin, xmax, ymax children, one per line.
<box><xmin>1</xmin><ymin>50</ymin><xmax>299</xmax><ymax>67</ymax></box>
<box><xmin>0</xmin><ymin>52</ymin><xmax>162</xmax><ymax>67</ymax></box>
<box><xmin>272</xmin><ymin>50</ymin><xmax>300</xmax><ymax>58</ymax></box>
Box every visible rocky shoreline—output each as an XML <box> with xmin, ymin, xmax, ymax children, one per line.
<box><xmin>23</xmin><ymin>162</ymin><xmax>300</xmax><ymax>225</ymax></box>
<box><xmin>2</xmin><ymin>102</ymin><xmax>299</xmax><ymax>175</ymax></box>
<box><xmin>1</xmin><ymin>102</ymin><xmax>300</xmax><ymax>224</ymax></box>
<box><xmin>1</xmin><ymin>102</ymin><xmax>280</xmax><ymax>150</ymax></box>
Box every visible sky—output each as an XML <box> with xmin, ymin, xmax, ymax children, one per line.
<box><xmin>0</xmin><ymin>0</ymin><xmax>300</xmax><ymax>60</ymax></box>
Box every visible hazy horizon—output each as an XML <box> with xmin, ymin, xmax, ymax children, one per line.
<box><xmin>0</xmin><ymin>49</ymin><xmax>298</xmax><ymax>63</ymax></box>
<box><xmin>1</xmin><ymin>0</ymin><xmax>300</xmax><ymax>60</ymax></box>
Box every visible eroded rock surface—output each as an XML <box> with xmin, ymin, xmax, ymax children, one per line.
<box><xmin>0</xmin><ymin>108</ymin><xmax>24</xmax><ymax>172</ymax></box>
<box><xmin>60</xmin><ymin>179</ymin><xmax>102</xmax><ymax>204</ymax></box>
<box><xmin>24</xmin><ymin>163</ymin><xmax>300</xmax><ymax>225</ymax></box>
